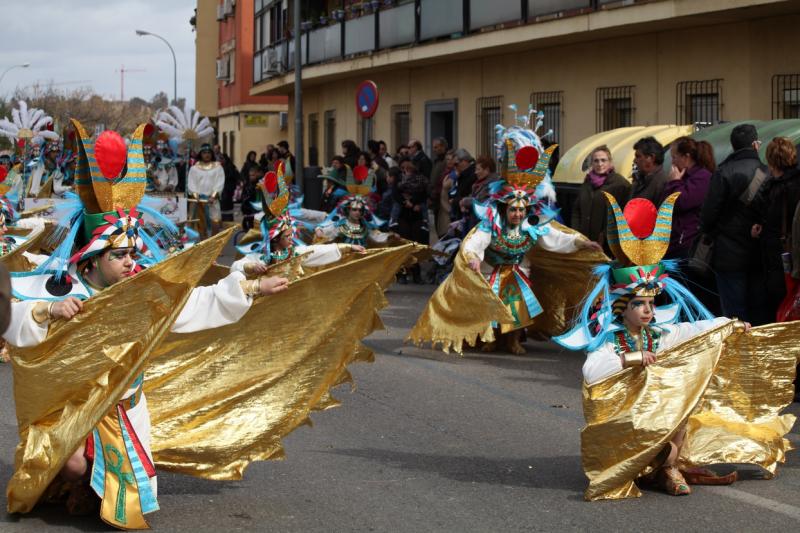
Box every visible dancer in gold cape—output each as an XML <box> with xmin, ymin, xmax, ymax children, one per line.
<box><xmin>3</xmin><ymin>120</ymin><xmax>289</xmax><ymax>530</ymax></box>
<box><xmin>554</xmin><ymin>192</ymin><xmax>799</xmax><ymax>500</ymax></box>
<box><xmin>409</xmin><ymin>113</ymin><xmax>604</xmax><ymax>354</ymax></box>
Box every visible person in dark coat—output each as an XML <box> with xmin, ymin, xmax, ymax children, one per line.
<box><xmin>632</xmin><ymin>136</ymin><xmax>669</xmax><ymax>203</ymax></box>
<box><xmin>221</xmin><ymin>153</ymin><xmax>241</xmax><ymax>222</ymax></box>
<box><xmin>452</xmin><ymin>149</ymin><xmax>476</xmax><ymax>220</ymax></box>
<box><xmin>750</xmin><ymin>137</ymin><xmax>800</xmax><ymax>324</ymax></box>
<box><xmin>408</xmin><ymin>139</ymin><xmax>433</xmax><ymax>180</ymax></box>
<box><xmin>700</xmin><ymin>124</ymin><xmax>766</xmax><ymax>322</ymax></box>
<box><xmin>470</xmin><ymin>155</ymin><xmax>498</xmax><ymax>203</ymax></box>
<box><xmin>240</xmin><ymin>165</ymin><xmax>262</xmax><ymax>231</ymax></box>
<box><xmin>341</xmin><ymin>140</ymin><xmax>361</xmax><ymax>169</ymax></box>
<box><xmin>571</xmin><ymin>145</ymin><xmax>631</xmax><ymax>250</ymax></box>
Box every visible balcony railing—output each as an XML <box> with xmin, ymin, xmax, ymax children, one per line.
<box><xmin>254</xmin><ymin>0</ymin><xmax>648</xmax><ymax>85</ymax></box>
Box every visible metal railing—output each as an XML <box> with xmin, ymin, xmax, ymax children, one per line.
<box><xmin>676</xmin><ymin>79</ymin><xmax>723</xmax><ymax>127</ymax></box>
<box><xmin>476</xmin><ymin>96</ymin><xmax>504</xmax><ymax>158</ymax></box>
<box><xmin>772</xmin><ymin>74</ymin><xmax>800</xmax><ymax>119</ymax></box>
<box><xmin>531</xmin><ymin>90</ymin><xmax>564</xmax><ymax>144</ymax></box>
<box><xmin>253</xmin><ymin>0</ymin><xmax>651</xmax><ymax>85</ymax></box>
<box><xmin>596</xmin><ymin>85</ymin><xmax>635</xmax><ymax>132</ymax></box>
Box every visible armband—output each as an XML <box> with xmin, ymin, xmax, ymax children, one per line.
<box><xmin>239</xmin><ymin>279</ymin><xmax>261</xmax><ymax>298</ymax></box>
<box><xmin>32</xmin><ymin>302</ymin><xmax>53</xmax><ymax>325</ymax></box>
<box><xmin>622</xmin><ymin>351</ymin><xmax>644</xmax><ymax>367</ymax></box>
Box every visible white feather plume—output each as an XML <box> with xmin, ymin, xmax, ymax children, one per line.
<box><xmin>156</xmin><ymin>107</ymin><xmax>215</xmax><ymax>141</ymax></box>
<box><xmin>0</xmin><ymin>100</ymin><xmax>59</xmax><ymax>143</ymax></box>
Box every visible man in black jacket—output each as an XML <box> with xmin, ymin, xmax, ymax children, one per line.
<box><xmin>699</xmin><ymin>124</ymin><xmax>766</xmax><ymax>321</ymax></box>
<box><xmin>408</xmin><ymin>140</ymin><xmax>433</xmax><ymax>180</ymax></box>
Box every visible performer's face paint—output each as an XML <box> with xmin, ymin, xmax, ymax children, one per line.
<box><xmin>622</xmin><ymin>296</ymin><xmax>655</xmax><ymax>329</ymax></box>
<box><xmin>505</xmin><ymin>205</ymin><xmax>526</xmax><ymax>227</ymax></box>
<box><xmin>96</xmin><ymin>247</ymin><xmax>137</xmax><ymax>286</ymax></box>
<box><xmin>276</xmin><ymin>228</ymin><xmax>293</xmax><ymax>250</ymax></box>
<box><xmin>348</xmin><ymin>205</ymin><xmax>363</xmax><ymax>223</ymax></box>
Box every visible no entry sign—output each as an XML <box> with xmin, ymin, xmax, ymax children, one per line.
<box><xmin>356</xmin><ymin>80</ymin><xmax>379</xmax><ymax>118</ymax></box>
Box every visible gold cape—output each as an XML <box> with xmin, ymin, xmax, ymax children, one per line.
<box><xmin>6</xmin><ymin>229</ymin><xmax>232</xmax><ymax>515</ymax></box>
<box><xmin>582</xmin><ymin>320</ymin><xmax>799</xmax><ymax>501</ymax></box>
<box><xmin>144</xmin><ymin>244</ymin><xmax>416</xmax><ymax>479</ymax></box>
<box><xmin>1</xmin><ymin>223</ymin><xmax>53</xmax><ymax>272</ymax></box>
<box><xmin>407</xmin><ymin>224</ymin><xmax>606</xmax><ymax>353</ymax></box>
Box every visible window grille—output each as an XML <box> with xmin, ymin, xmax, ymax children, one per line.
<box><xmin>324</xmin><ymin>110</ymin><xmax>336</xmax><ymax>164</ymax></box>
<box><xmin>596</xmin><ymin>86</ymin><xmax>634</xmax><ymax>132</ymax></box>
<box><xmin>391</xmin><ymin>104</ymin><xmax>410</xmax><ymax>152</ymax></box>
<box><xmin>476</xmin><ymin>96</ymin><xmax>503</xmax><ymax>158</ymax></box>
<box><xmin>676</xmin><ymin>79</ymin><xmax>723</xmax><ymax>127</ymax></box>
<box><xmin>772</xmin><ymin>74</ymin><xmax>800</xmax><ymax>119</ymax></box>
<box><xmin>530</xmin><ymin>91</ymin><xmax>563</xmax><ymax>145</ymax></box>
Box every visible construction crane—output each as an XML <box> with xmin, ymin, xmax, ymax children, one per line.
<box><xmin>116</xmin><ymin>65</ymin><xmax>145</xmax><ymax>101</ymax></box>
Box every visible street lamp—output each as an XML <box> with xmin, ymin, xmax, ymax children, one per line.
<box><xmin>0</xmin><ymin>63</ymin><xmax>31</xmax><ymax>88</ymax></box>
<box><xmin>135</xmin><ymin>30</ymin><xmax>177</xmax><ymax>104</ymax></box>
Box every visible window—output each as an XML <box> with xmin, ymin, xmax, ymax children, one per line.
<box><xmin>308</xmin><ymin>112</ymin><xmax>319</xmax><ymax>167</ymax></box>
<box><xmin>596</xmin><ymin>86</ymin><xmax>634</xmax><ymax>132</ymax></box>
<box><xmin>772</xmin><ymin>74</ymin><xmax>800</xmax><ymax>119</ymax></box>
<box><xmin>324</xmin><ymin>110</ymin><xmax>336</xmax><ymax>164</ymax></box>
<box><xmin>530</xmin><ymin>91</ymin><xmax>563</xmax><ymax>145</ymax></box>
<box><xmin>676</xmin><ymin>79</ymin><xmax>723</xmax><ymax>127</ymax></box>
<box><xmin>254</xmin><ymin>1</ymin><xmax>288</xmax><ymax>83</ymax></box>
<box><xmin>476</xmin><ymin>96</ymin><xmax>503</xmax><ymax>158</ymax></box>
<box><xmin>391</xmin><ymin>104</ymin><xmax>410</xmax><ymax>153</ymax></box>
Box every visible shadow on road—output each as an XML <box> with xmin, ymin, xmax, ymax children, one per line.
<box><xmin>323</xmin><ymin>447</ymin><xmax>585</xmax><ymax>494</ymax></box>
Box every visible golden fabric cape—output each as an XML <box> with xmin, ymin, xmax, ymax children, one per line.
<box><xmin>582</xmin><ymin>321</ymin><xmax>799</xmax><ymax>501</ymax></box>
<box><xmin>1</xmin><ymin>223</ymin><xmax>52</xmax><ymax>271</ymax></box>
<box><xmin>6</xmin><ymin>229</ymin><xmax>232</xmax><ymax>514</ymax></box>
<box><xmin>407</xmin><ymin>224</ymin><xmax>606</xmax><ymax>353</ymax></box>
<box><xmin>144</xmin><ymin>244</ymin><xmax>416</xmax><ymax>479</ymax></box>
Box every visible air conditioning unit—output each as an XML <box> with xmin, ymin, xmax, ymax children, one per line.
<box><xmin>216</xmin><ymin>4</ymin><xmax>224</xmax><ymax>20</ymax></box>
<box><xmin>215</xmin><ymin>58</ymin><xmax>229</xmax><ymax>80</ymax></box>
<box><xmin>262</xmin><ymin>49</ymin><xmax>280</xmax><ymax>76</ymax></box>
<box><xmin>279</xmin><ymin>112</ymin><xmax>288</xmax><ymax>130</ymax></box>
<box><xmin>223</xmin><ymin>0</ymin><xmax>234</xmax><ymax>16</ymax></box>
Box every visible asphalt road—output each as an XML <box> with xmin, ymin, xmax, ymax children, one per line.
<box><xmin>1</xmin><ymin>283</ymin><xmax>799</xmax><ymax>532</ymax></box>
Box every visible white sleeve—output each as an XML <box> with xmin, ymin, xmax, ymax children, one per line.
<box><xmin>462</xmin><ymin>229</ymin><xmax>492</xmax><ymax>262</ymax></box>
<box><xmin>583</xmin><ymin>343</ymin><xmax>622</xmax><ymax>385</ymax></box>
<box><xmin>230</xmin><ymin>254</ymin><xmax>263</xmax><ymax>275</ymax></box>
<box><xmin>538</xmin><ymin>223</ymin><xmax>581</xmax><ymax>253</ymax></box>
<box><xmin>186</xmin><ymin>167</ymin><xmax>198</xmax><ymax>195</ymax></box>
<box><xmin>170</xmin><ymin>271</ymin><xmax>253</xmax><ymax>333</ymax></box>
<box><xmin>168</xmin><ymin>167</ymin><xmax>179</xmax><ymax>188</ymax></box>
<box><xmin>659</xmin><ymin>318</ymin><xmax>730</xmax><ymax>350</ymax></box>
<box><xmin>368</xmin><ymin>230</ymin><xmax>391</xmax><ymax>244</ymax></box>
<box><xmin>296</xmin><ymin>208</ymin><xmax>327</xmax><ymax>224</ymax></box>
<box><xmin>316</xmin><ymin>223</ymin><xmax>338</xmax><ymax>242</ymax></box>
<box><xmin>14</xmin><ymin>217</ymin><xmax>46</xmax><ymax>231</ymax></box>
<box><xmin>3</xmin><ymin>300</ymin><xmax>49</xmax><ymax>347</ymax></box>
<box><xmin>299</xmin><ymin>244</ymin><xmax>343</xmax><ymax>267</ymax></box>
<box><xmin>212</xmin><ymin>167</ymin><xmax>225</xmax><ymax>195</ymax></box>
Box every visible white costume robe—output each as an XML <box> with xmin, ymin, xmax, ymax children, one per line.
<box><xmin>187</xmin><ymin>162</ymin><xmax>225</xmax><ymax>222</ymax></box>
<box><xmin>231</xmin><ymin>243</ymin><xmax>344</xmax><ymax>274</ymax></box>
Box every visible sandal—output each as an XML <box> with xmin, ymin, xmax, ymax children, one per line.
<box><xmin>657</xmin><ymin>466</ymin><xmax>692</xmax><ymax>496</ymax></box>
<box><xmin>681</xmin><ymin>467</ymin><xmax>737</xmax><ymax>486</ymax></box>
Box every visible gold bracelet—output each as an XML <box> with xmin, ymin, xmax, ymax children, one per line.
<box><xmin>243</xmin><ymin>262</ymin><xmax>264</xmax><ymax>276</ymax></box>
<box><xmin>31</xmin><ymin>301</ymin><xmax>51</xmax><ymax>324</ymax></box>
<box><xmin>337</xmin><ymin>243</ymin><xmax>352</xmax><ymax>253</ymax></box>
<box><xmin>622</xmin><ymin>351</ymin><xmax>644</xmax><ymax>367</ymax></box>
<box><xmin>733</xmin><ymin>320</ymin><xmax>747</xmax><ymax>332</ymax></box>
<box><xmin>239</xmin><ymin>279</ymin><xmax>261</xmax><ymax>298</ymax></box>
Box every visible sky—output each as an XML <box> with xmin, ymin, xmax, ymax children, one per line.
<box><xmin>1</xmin><ymin>0</ymin><xmax>197</xmax><ymax>106</ymax></box>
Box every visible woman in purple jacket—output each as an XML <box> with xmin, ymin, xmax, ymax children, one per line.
<box><xmin>661</xmin><ymin>137</ymin><xmax>716</xmax><ymax>259</ymax></box>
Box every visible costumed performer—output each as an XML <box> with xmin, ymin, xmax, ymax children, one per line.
<box><xmin>186</xmin><ymin>143</ymin><xmax>223</xmax><ymax>239</ymax></box>
<box><xmin>410</xmin><ymin>114</ymin><xmax>602</xmax><ymax>355</ymax></box>
<box><xmin>3</xmin><ymin>120</ymin><xmax>288</xmax><ymax>529</ymax></box>
<box><xmin>232</xmin><ymin>168</ymin><xmax>365</xmax><ymax>276</ymax></box>
<box><xmin>150</xmin><ymin>139</ymin><xmax>179</xmax><ymax>193</ymax></box>
<box><xmin>314</xmin><ymin>193</ymin><xmax>391</xmax><ymax>248</ymax></box>
<box><xmin>554</xmin><ymin>192</ymin><xmax>799</xmax><ymax>500</ymax></box>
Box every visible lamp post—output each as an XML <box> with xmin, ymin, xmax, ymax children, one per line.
<box><xmin>0</xmin><ymin>63</ymin><xmax>31</xmax><ymax>88</ymax></box>
<box><xmin>135</xmin><ymin>30</ymin><xmax>177</xmax><ymax>104</ymax></box>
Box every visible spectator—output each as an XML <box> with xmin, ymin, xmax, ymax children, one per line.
<box><xmin>632</xmin><ymin>136</ymin><xmax>669</xmax><ymax>203</ymax></box>
<box><xmin>220</xmin><ymin>153</ymin><xmax>241</xmax><ymax>223</ymax></box>
<box><xmin>379</xmin><ymin>140</ymin><xmax>397</xmax><ymax>168</ymax></box>
<box><xmin>267</xmin><ymin>147</ymin><xmax>281</xmax><ymax>171</ymax></box>
<box><xmin>452</xmin><ymin>148</ymin><xmax>477</xmax><ymax>218</ymax></box>
<box><xmin>394</xmin><ymin>157</ymin><xmax>430</xmax><ymax>283</ymax></box>
<box><xmin>240</xmin><ymin>165</ymin><xmax>263</xmax><ymax>231</ymax></box>
<box><xmin>661</xmin><ymin>137</ymin><xmax>715</xmax><ymax>259</ymax></box>
<box><xmin>429</xmin><ymin>138</ymin><xmax>449</xmax><ymax>219</ymax></box>
<box><xmin>341</xmin><ymin>140</ymin><xmax>361</xmax><ymax>169</ymax></box>
<box><xmin>357</xmin><ymin>151</ymin><xmax>383</xmax><ymax>190</ymax></box>
<box><xmin>376</xmin><ymin>167</ymin><xmax>400</xmax><ymax>223</ymax></box>
<box><xmin>240</xmin><ymin>150</ymin><xmax>258</xmax><ymax>180</ymax></box>
<box><xmin>367</xmin><ymin>140</ymin><xmax>389</xmax><ymax>170</ymax></box>
<box><xmin>571</xmin><ymin>145</ymin><xmax>630</xmax><ymax>248</ymax></box>
<box><xmin>319</xmin><ymin>157</ymin><xmax>348</xmax><ymax>212</ymax></box>
<box><xmin>258</xmin><ymin>152</ymin><xmax>269</xmax><ymax>171</ymax></box>
<box><xmin>396</xmin><ymin>144</ymin><xmax>410</xmax><ymax>161</ymax></box>
<box><xmin>437</xmin><ymin>150</ymin><xmax>457</xmax><ymax>237</ymax></box>
<box><xmin>408</xmin><ymin>139</ymin><xmax>433</xmax><ymax>179</ymax></box>
<box><xmin>277</xmin><ymin>140</ymin><xmax>296</xmax><ymax>175</ymax></box>
<box><xmin>750</xmin><ymin>137</ymin><xmax>800</xmax><ymax>323</ymax></box>
<box><xmin>471</xmin><ymin>155</ymin><xmax>498</xmax><ymax>202</ymax></box>
<box><xmin>700</xmin><ymin>124</ymin><xmax>766</xmax><ymax>322</ymax></box>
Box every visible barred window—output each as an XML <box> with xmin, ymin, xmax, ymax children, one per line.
<box><xmin>392</xmin><ymin>104</ymin><xmax>410</xmax><ymax>152</ymax></box>
<box><xmin>772</xmin><ymin>74</ymin><xmax>800</xmax><ymax>119</ymax></box>
<box><xmin>676</xmin><ymin>79</ymin><xmax>723</xmax><ymax>127</ymax></box>
<box><xmin>530</xmin><ymin>91</ymin><xmax>563</xmax><ymax>145</ymax></box>
<box><xmin>596</xmin><ymin>86</ymin><xmax>634</xmax><ymax>132</ymax></box>
<box><xmin>308</xmin><ymin>113</ymin><xmax>319</xmax><ymax>167</ymax></box>
<box><xmin>324</xmin><ymin>110</ymin><xmax>336</xmax><ymax>164</ymax></box>
<box><xmin>476</xmin><ymin>96</ymin><xmax>503</xmax><ymax>158</ymax></box>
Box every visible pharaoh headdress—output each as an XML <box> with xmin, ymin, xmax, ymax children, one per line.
<box><xmin>555</xmin><ymin>192</ymin><xmax>714</xmax><ymax>351</ymax></box>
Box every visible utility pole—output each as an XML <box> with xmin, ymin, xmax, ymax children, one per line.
<box><xmin>117</xmin><ymin>65</ymin><xmax>145</xmax><ymax>102</ymax></box>
<box><xmin>294</xmin><ymin>0</ymin><xmax>304</xmax><ymax>193</ymax></box>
